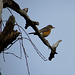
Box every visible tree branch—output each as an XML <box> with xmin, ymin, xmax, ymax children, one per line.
<box><xmin>49</xmin><ymin>40</ymin><xmax>62</xmax><ymax>61</ymax></box>
<box><xmin>0</xmin><ymin>0</ymin><xmax>3</xmax><ymax>33</ymax></box>
<box><xmin>3</xmin><ymin>0</ymin><xmax>53</xmax><ymax>51</ymax></box>
<box><xmin>0</xmin><ymin>15</ymin><xmax>20</xmax><ymax>53</ymax></box>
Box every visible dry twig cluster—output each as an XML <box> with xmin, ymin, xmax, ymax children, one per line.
<box><xmin>0</xmin><ymin>0</ymin><xmax>62</xmax><ymax>75</ymax></box>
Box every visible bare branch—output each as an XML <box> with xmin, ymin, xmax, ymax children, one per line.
<box><xmin>3</xmin><ymin>51</ymin><xmax>5</xmax><ymax>62</ymax></box>
<box><xmin>0</xmin><ymin>15</ymin><xmax>20</xmax><ymax>53</ymax></box>
<box><xmin>52</xmin><ymin>40</ymin><xmax>62</xmax><ymax>48</ymax></box>
<box><xmin>4</xmin><ymin>38</ymin><xmax>21</xmax><ymax>50</ymax></box>
<box><xmin>0</xmin><ymin>0</ymin><xmax>3</xmax><ymax>33</ymax></box>
<box><xmin>3</xmin><ymin>52</ymin><xmax>22</xmax><ymax>59</ymax></box>
<box><xmin>15</xmin><ymin>24</ymin><xmax>47</xmax><ymax>61</ymax></box>
<box><xmin>49</xmin><ymin>40</ymin><xmax>62</xmax><ymax>61</ymax></box>
<box><xmin>19</xmin><ymin>40</ymin><xmax>22</xmax><ymax>57</ymax></box>
<box><xmin>3</xmin><ymin>0</ymin><xmax>53</xmax><ymax>51</ymax></box>
<box><xmin>23</xmin><ymin>37</ymin><xmax>47</xmax><ymax>61</ymax></box>
<box><xmin>21</xmin><ymin>39</ymin><xmax>30</xmax><ymax>75</ymax></box>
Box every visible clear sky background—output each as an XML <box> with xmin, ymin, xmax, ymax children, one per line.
<box><xmin>0</xmin><ymin>0</ymin><xmax>75</xmax><ymax>75</ymax></box>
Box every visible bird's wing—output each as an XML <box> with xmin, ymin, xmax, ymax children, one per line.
<box><xmin>39</xmin><ymin>26</ymin><xmax>49</xmax><ymax>32</ymax></box>
<box><xmin>29</xmin><ymin>26</ymin><xmax>48</xmax><ymax>34</ymax></box>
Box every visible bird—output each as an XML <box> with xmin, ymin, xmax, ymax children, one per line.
<box><xmin>29</xmin><ymin>25</ymin><xmax>55</xmax><ymax>37</ymax></box>
<box><xmin>49</xmin><ymin>40</ymin><xmax>62</xmax><ymax>61</ymax></box>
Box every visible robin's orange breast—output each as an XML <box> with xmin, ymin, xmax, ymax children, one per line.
<box><xmin>42</xmin><ymin>29</ymin><xmax>51</xmax><ymax>37</ymax></box>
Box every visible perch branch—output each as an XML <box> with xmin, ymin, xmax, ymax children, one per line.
<box><xmin>3</xmin><ymin>0</ymin><xmax>53</xmax><ymax>51</ymax></box>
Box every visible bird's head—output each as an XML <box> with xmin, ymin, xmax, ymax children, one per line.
<box><xmin>48</xmin><ymin>25</ymin><xmax>55</xmax><ymax>29</ymax></box>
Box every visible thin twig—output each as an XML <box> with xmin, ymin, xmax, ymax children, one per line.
<box><xmin>21</xmin><ymin>40</ymin><xmax>30</xmax><ymax>75</ymax></box>
<box><xmin>3</xmin><ymin>51</ymin><xmax>5</xmax><ymax>62</ymax></box>
<box><xmin>29</xmin><ymin>39</ymin><xmax>48</xmax><ymax>61</ymax></box>
<box><xmin>4</xmin><ymin>38</ymin><xmax>21</xmax><ymax>50</ymax></box>
<box><xmin>19</xmin><ymin>40</ymin><xmax>22</xmax><ymax>57</ymax></box>
<box><xmin>7</xmin><ymin>8</ymin><xmax>47</xmax><ymax>75</ymax></box>
<box><xmin>3</xmin><ymin>52</ymin><xmax>22</xmax><ymax>59</ymax></box>
<box><xmin>22</xmin><ymin>37</ymin><xmax>47</xmax><ymax>61</ymax></box>
<box><xmin>7</xmin><ymin>8</ymin><xmax>47</xmax><ymax>61</ymax></box>
<box><xmin>16</xmin><ymin>24</ymin><xmax>48</xmax><ymax>61</ymax></box>
<box><xmin>15</xmin><ymin>17</ymin><xmax>30</xmax><ymax>74</ymax></box>
<box><xmin>7</xmin><ymin>8</ymin><xmax>13</xmax><ymax>15</ymax></box>
<box><xmin>7</xmin><ymin>8</ymin><xmax>30</xmax><ymax>75</ymax></box>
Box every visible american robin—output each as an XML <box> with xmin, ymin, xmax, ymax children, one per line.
<box><xmin>29</xmin><ymin>25</ymin><xmax>55</xmax><ymax>37</ymax></box>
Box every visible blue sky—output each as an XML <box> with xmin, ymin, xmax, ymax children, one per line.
<box><xmin>0</xmin><ymin>0</ymin><xmax>75</xmax><ymax>75</ymax></box>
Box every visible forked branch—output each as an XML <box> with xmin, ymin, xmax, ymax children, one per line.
<box><xmin>3</xmin><ymin>0</ymin><xmax>53</xmax><ymax>51</ymax></box>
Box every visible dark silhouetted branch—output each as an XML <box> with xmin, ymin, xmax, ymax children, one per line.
<box><xmin>0</xmin><ymin>15</ymin><xmax>20</xmax><ymax>53</ymax></box>
<box><xmin>15</xmin><ymin>24</ymin><xmax>47</xmax><ymax>61</ymax></box>
<box><xmin>0</xmin><ymin>0</ymin><xmax>3</xmax><ymax>33</ymax></box>
<box><xmin>49</xmin><ymin>40</ymin><xmax>62</xmax><ymax>61</ymax></box>
<box><xmin>3</xmin><ymin>0</ymin><xmax>53</xmax><ymax>51</ymax></box>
